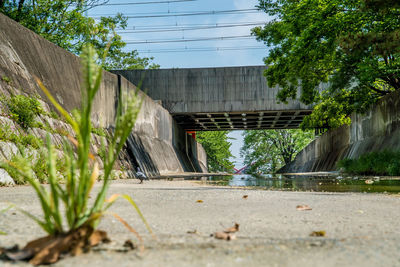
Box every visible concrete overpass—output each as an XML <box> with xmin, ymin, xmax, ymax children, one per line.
<box><xmin>113</xmin><ymin>66</ymin><xmax>317</xmax><ymax>131</ymax></box>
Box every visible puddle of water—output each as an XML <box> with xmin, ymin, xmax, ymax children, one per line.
<box><xmin>207</xmin><ymin>175</ymin><xmax>400</xmax><ymax>193</ymax></box>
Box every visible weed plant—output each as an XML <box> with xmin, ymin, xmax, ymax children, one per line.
<box><xmin>0</xmin><ymin>123</ymin><xmax>42</xmax><ymax>149</ymax></box>
<box><xmin>5</xmin><ymin>146</ymin><xmax>65</xmax><ymax>185</ymax></box>
<box><xmin>47</xmin><ymin>111</ymin><xmax>60</xmax><ymax>120</ymax></box>
<box><xmin>90</xmin><ymin>126</ymin><xmax>107</xmax><ymax>137</ymax></box>
<box><xmin>338</xmin><ymin>150</ymin><xmax>400</xmax><ymax>176</ymax></box>
<box><xmin>0</xmin><ymin>94</ymin><xmax>43</xmax><ymax>129</ymax></box>
<box><xmin>1</xmin><ymin>76</ymin><xmax>12</xmax><ymax>85</ymax></box>
<box><xmin>0</xmin><ymin>45</ymin><xmax>151</xmax><ymax>237</ymax></box>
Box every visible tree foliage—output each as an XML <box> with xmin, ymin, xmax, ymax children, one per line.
<box><xmin>196</xmin><ymin>131</ymin><xmax>234</xmax><ymax>172</ymax></box>
<box><xmin>0</xmin><ymin>0</ymin><xmax>159</xmax><ymax>70</ymax></box>
<box><xmin>253</xmin><ymin>0</ymin><xmax>400</xmax><ymax>129</ymax></box>
<box><xmin>240</xmin><ymin>129</ymin><xmax>314</xmax><ymax>174</ymax></box>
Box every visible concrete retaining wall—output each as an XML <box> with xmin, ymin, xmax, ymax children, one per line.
<box><xmin>0</xmin><ymin>13</ymin><xmax>207</xmax><ymax>176</ymax></box>
<box><xmin>281</xmin><ymin>90</ymin><xmax>400</xmax><ymax>173</ymax></box>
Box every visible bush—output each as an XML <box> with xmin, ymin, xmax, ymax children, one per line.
<box><xmin>338</xmin><ymin>150</ymin><xmax>400</xmax><ymax>176</ymax></box>
<box><xmin>18</xmin><ymin>134</ymin><xmax>43</xmax><ymax>149</ymax></box>
<box><xmin>6</xmin><ymin>155</ymin><xmax>26</xmax><ymax>184</ymax></box>
<box><xmin>0</xmin><ymin>122</ymin><xmax>43</xmax><ymax>149</ymax></box>
<box><xmin>2</xmin><ymin>94</ymin><xmax>43</xmax><ymax>129</ymax></box>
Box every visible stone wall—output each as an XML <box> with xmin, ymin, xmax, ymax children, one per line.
<box><xmin>0</xmin><ymin>13</ymin><xmax>207</xmax><ymax>182</ymax></box>
<box><xmin>280</xmin><ymin>90</ymin><xmax>400</xmax><ymax>173</ymax></box>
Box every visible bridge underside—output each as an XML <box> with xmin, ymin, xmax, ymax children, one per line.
<box><xmin>113</xmin><ymin>66</ymin><xmax>317</xmax><ymax>131</ymax></box>
<box><xmin>174</xmin><ymin>110</ymin><xmax>312</xmax><ymax>131</ymax></box>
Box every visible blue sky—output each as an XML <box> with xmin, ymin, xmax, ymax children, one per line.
<box><xmin>90</xmin><ymin>0</ymin><xmax>271</xmax><ymax>168</ymax></box>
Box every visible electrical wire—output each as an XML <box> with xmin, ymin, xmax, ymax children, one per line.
<box><xmin>90</xmin><ymin>8</ymin><xmax>262</xmax><ymax>18</ymax></box>
<box><xmin>124</xmin><ymin>35</ymin><xmax>253</xmax><ymax>44</ymax></box>
<box><xmin>116</xmin><ymin>22</ymin><xmax>264</xmax><ymax>33</ymax></box>
<box><xmin>100</xmin><ymin>0</ymin><xmax>197</xmax><ymax>5</ymax></box>
<box><xmin>115</xmin><ymin>21</ymin><xmax>266</xmax><ymax>30</ymax></box>
<box><xmin>136</xmin><ymin>46</ymin><xmax>265</xmax><ymax>53</ymax></box>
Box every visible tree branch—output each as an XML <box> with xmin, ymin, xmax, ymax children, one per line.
<box><xmin>16</xmin><ymin>0</ymin><xmax>26</xmax><ymax>22</ymax></box>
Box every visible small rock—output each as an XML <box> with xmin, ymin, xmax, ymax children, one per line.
<box><xmin>0</xmin><ymin>141</ymin><xmax>19</xmax><ymax>160</ymax></box>
<box><xmin>0</xmin><ymin>169</ymin><xmax>15</xmax><ymax>185</ymax></box>
<box><xmin>0</xmin><ymin>116</ymin><xmax>15</xmax><ymax>127</ymax></box>
<box><xmin>37</xmin><ymin>99</ymin><xmax>51</xmax><ymax>113</ymax></box>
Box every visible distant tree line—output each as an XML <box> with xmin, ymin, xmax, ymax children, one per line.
<box><xmin>196</xmin><ymin>131</ymin><xmax>235</xmax><ymax>173</ymax></box>
<box><xmin>240</xmin><ymin>129</ymin><xmax>314</xmax><ymax>174</ymax></box>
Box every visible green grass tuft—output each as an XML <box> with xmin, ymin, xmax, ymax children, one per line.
<box><xmin>1</xmin><ymin>94</ymin><xmax>43</xmax><ymax>129</ymax></box>
<box><xmin>1</xmin><ymin>76</ymin><xmax>12</xmax><ymax>85</ymax></box>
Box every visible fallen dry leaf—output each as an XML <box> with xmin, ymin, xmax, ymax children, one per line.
<box><xmin>88</xmin><ymin>230</ymin><xmax>110</xmax><ymax>247</ymax></box>
<box><xmin>187</xmin><ymin>229</ymin><xmax>198</xmax><ymax>234</ymax></box>
<box><xmin>310</xmin><ymin>231</ymin><xmax>326</xmax><ymax>237</ymax></box>
<box><xmin>213</xmin><ymin>232</ymin><xmax>236</xmax><ymax>241</ymax></box>
<box><xmin>242</xmin><ymin>195</ymin><xmax>248</xmax><ymax>199</ymax></box>
<box><xmin>210</xmin><ymin>223</ymin><xmax>240</xmax><ymax>241</ymax></box>
<box><xmin>296</xmin><ymin>205</ymin><xmax>312</xmax><ymax>211</ymax></box>
<box><xmin>196</xmin><ymin>200</ymin><xmax>203</xmax><ymax>203</ymax></box>
<box><xmin>2</xmin><ymin>226</ymin><xmax>110</xmax><ymax>266</ymax></box>
<box><xmin>224</xmin><ymin>223</ymin><xmax>239</xmax><ymax>233</ymax></box>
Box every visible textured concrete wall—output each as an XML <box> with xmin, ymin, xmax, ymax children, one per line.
<box><xmin>280</xmin><ymin>90</ymin><xmax>400</xmax><ymax>173</ymax></box>
<box><xmin>0</xmin><ymin>13</ymin><xmax>117</xmax><ymax>128</ymax></box>
<box><xmin>113</xmin><ymin>67</ymin><xmax>316</xmax><ymax>114</ymax></box>
<box><xmin>0</xmin><ymin>13</ymin><xmax>206</xmax><ymax>176</ymax></box>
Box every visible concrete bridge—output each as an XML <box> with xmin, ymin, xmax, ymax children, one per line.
<box><xmin>113</xmin><ymin>66</ymin><xmax>317</xmax><ymax>131</ymax></box>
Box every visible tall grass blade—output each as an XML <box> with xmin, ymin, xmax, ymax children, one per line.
<box><xmin>34</xmin><ymin>76</ymin><xmax>79</xmax><ymax>133</ymax></box>
<box><xmin>108</xmin><ymin>212</ymin><xmax>144</xmax><ymax>252</ymax></box>
<box><xmin>105</xmin><ymin>194</ymin><xmax>154</xmax><ymax>238</ymax></box>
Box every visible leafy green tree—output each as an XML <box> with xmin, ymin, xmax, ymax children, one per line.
<box><xmin>196</xmin><ymin>131</ymin><xmax>234</xmax><ymax>172</ymax></box>
<box><xmin>0</xmin><ymin>0</ymin><xmax>159</xmax><ymax>70</ymax></box>
<box><xmin>253</xmin><ymin>0</ymin><xmax>400</xmax><ymax>129</ymax></box>
<box><xmin>240</xmin><ymin>129</ymin><xmax>314</xmax><ymax>173</ymax></box>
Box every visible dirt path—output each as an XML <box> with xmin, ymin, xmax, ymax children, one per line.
<box><xmin>1</xmin><ymin>180</ymin><xmax>400</xmax><ymax>266</ymax></box>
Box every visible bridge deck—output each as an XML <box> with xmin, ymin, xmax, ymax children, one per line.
<box><xmin>113</xmin><ymin>66</ymin><xmax>316</xmax><ymax>131</ymax></box>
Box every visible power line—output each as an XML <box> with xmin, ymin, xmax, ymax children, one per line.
<box><xmin>91</xmin><ymin>9</ymin><xmax>261</xmax><ymax>19</ymax></box>
<box><xmin>116</xmin><ymin>21</ymin><xmax>266</xmax><ymax>30</ymax></box>
<box><xmin>124</xmin><ymin>35</ymin><xmax>253</xmax><ymax>44</ymax></box>
<box><xmin>136</xmin><ymin>46</ymin><xmax>265</xmax><ymax>53</ymax></box>
<box><xmin>117</xmin><ymin>22</ymin><xmax>264</xmax><ymax>33</ymax></box>
<box><xmin>100</xmin><ymin>0</ymin><xmax>196</xmax><ymax>5</ymax></box>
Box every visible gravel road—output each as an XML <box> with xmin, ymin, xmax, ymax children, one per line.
<box><xmin>0</xmin><ymin>180</ymin><xmax>399</xmax><ymax>267</ymax></box>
